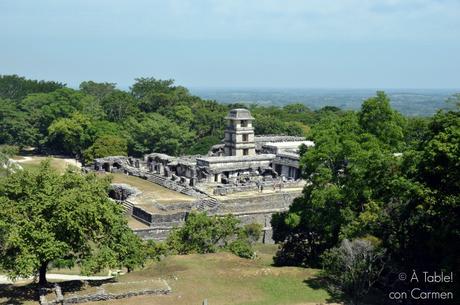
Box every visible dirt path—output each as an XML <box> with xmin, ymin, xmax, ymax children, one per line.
<box><xmin>0</xmin><ymin>274</ymin><xmax>113</xmax><ymax>284</ymax></box>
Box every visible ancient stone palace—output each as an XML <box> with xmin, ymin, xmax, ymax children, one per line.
<box><xmin>91</xmin><ymin>109</ymin><xmax>314</xmax><ymax>242</ymax></box>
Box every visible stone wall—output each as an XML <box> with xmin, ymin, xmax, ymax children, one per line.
<box><xmin>40</xmin><ymin>280</ymin><xmax>171</xmax><ymax>305</ymax></box>
<box><xmin>131</xmin><ymin>191</ymin><xmax>301</xmax><ymax>243</ymax></box>
<box><xmin>213</xmin><ymin>180</ymin><xmax>304</xmax><ymax>195</ymax></box>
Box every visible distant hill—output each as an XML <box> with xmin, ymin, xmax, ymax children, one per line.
<box><xmin>190</xmin><ymin>88</ymin><xmax>459</xmax><ymax>116</ymax></box>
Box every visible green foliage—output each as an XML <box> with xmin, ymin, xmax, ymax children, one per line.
<box><xmin>228</xmin><ymin>239</ymin><xmax>254</xmax><ymax>259</ymax></box>
<box><xmin>167</xmin><ymin>212</ymin><xmax>239</xmax><ymax>254</ymax></box>
<box><xmin>101</xmin><ymin>90</ymin><xmax>138</xmax><ymax>122</ymax></box>
<box><xmin>0</xmin><ymin>145</ymin><xmax>20</xmax><ymax>176</ymax></box>
<box><xmin>321</xmin><ymin>238</ymin><xmax>385</xmax><ymax>304</ymax></box>
<box><xmin>359</xmin><ymin>91</ymin><xmax>405</xmax><ymax>149</ymax></box>
<box><xmin>0</xmin><ymin>75</ymin><xmax>332</xmax><ymax>162</ymax></box>
<box><xmin>131</xmin><ymin>77</ymin><xmax>176</xmax><ymax>100</ymax></box>
<box><xmin>0</xmin><ymin>98</ymin><xmax>38</xmax><ymax>147</ymax></box>
<box><xmin>446</xmin><ymin>93</ymin><xmax>460</xmax><ymax>107</ymax></box>
<box><xmin>47</xmin><ymin>112</ymin><xmax>92</xmax><ymax>157</ymax></box>
<box><xmin>0</xmin><ymin>74</ymin><xmax>65</xmax><ymax>101</ymax></box>
<box><xmin>124</xmin><ymin>113</ymin><xmax>194</xmax><ymax>156</ymax></box>
<box><xmin>79</xmin><ymin>81</ymin><xmax>116</xmax><ymax>102</ymax></box>
<box><xmin>145</xmin><ymin>240</ymin><xmax>168</xmax><ymax>261</ymax></box>
<box><xmin>0</xmin><ymin>161</ymin><xmax>145</xmax><ymax>284</ymax></box>
<box><xmin>83</xmin><ymin>135</ymin><xmax>128</xmax><ymax>163</ymax></box>
<box><xmin>419</xmin><ymin>110</ymin><xmax>460</xmax><ymax>194</ymax></box>
<box><xmin>166</xmin><ymin>212</ymin><xmax>258</xmax><ymax>259</ymax></box>
<box><xmin>272</xmin><ymin>92</ymin><xmax>460</xmax><ymax>300</ymax></box>
<box><xmin>187</xmin><ymin>135</ymin><xmax>221</xmax><ymax>155</ymax></box>
<box><xmin>240</xmin><ymin>223</ymin><xmax>263</xmax><ymax>244</ymax></box>
<box><xmin>274</xmin><ymin>233</ymin><xmax>316</xmax><ymax>267</ymax></box>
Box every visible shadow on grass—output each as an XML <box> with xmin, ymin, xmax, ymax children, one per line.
<box><xmin>0</xmin><ymin>279</ymin><xmax>116</xmax><ymax>305</ymax></box>
<box><xmin>304</xmin><ymin>277</ymin><xmax>390</xmax><ymax>305</ymax></box>
<box><xmin>0</xmin><ymin>283</ymin><xmax>37</xmax><ymax>305</ymax></box>
<box><xmin>303</xmin><ymin>276</ymin><xmax>351</xmax><ymax>304</ymax></box>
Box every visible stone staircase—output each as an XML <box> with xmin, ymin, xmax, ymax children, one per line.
<box><xmin>144</xmin><ymin>173</ymin><xmax>202</xmax><ymax>197</ymax></box>
<box><xmin>196</xmin><ymin>197</ymin><xmax>220</xmax><ymax>211</ymax></box>
<box><xmin>121</xmin><ymin>200</ymin><xmax>134</xmax><ymax>215</ymax></box>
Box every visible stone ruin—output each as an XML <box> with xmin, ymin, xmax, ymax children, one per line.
<box><xmin>90</xmin><ymin>109</ymin><xmax>315</xmax><ymax>242</ymax></box>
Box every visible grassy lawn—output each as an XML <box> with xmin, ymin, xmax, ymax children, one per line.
<box><xmin>109</xmin><ymin>173</ymin><xmax>195</xmax><ymax>204</ymax></box>
<box><xmin>0</xmin><ymin>245</ymin><xmax>335</xmax><ymax>305</ymax></box>
<box><xmin>14</xmin><ymin>156</ymin><xmax>79</xmax><ymax>173</ymax></box>
<box><xmin>86</xmin><ymin>244</ymin><xmax>332</xmax><ymax>305</ymax></box>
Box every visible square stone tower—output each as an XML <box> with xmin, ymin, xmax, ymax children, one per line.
<box><xmin>224</xmin><ymin>109</ymin><xmax>256</xmax><ymax>156</ymax></box>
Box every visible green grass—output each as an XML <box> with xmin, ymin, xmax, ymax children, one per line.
<box><xmin>86</xmin><ymin>245</ymin><xmax>333</xmax><ymax>305</ymax></box>
<box><xmin>109</xmin><ymin>173</ymin><xmax>195</xmax><ymax>204</ymax></box>
<box><xmin>249</xmin><ymin>275</ymin><xmax>330</xmax><ymax>305</ymax></box>
<box><xmin>15</xmin><ymin>156</ymin><xmax>76</xmax><ymax>173</ymax></box>
<box><xmin>1</xmin><ymin>245</ymin><xmax>334</xmax><ymax>305</ymax></box>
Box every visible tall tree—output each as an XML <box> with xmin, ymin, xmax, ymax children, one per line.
<box><xmin>47</xmin><ymin>112</ymin><xmax>92</xmax><ymax>158</ymax></box>
<box><xmin>358</xmin><ymin>91</ymin><xmax>405</xmax><ymax>149</ymax></box>
<box><xmin>0</xmin><ymin>98</ymin><xmax>38</xmax><ymax>147</ymax></box>
<box><xmin>0</xmin><ymin>75</ymin><xmax>65</xmax><ymax>101</ymax></box>
<box><xmin>79</xmin><ymin>81</ymin><xmax>116</xmax><ymax>102</ymax></box>
<box><xmin>83</xmin><ymin>135</ymin><xmax>128</xmax><ymax>163</ymax></box>
<box><xmin>101</xmin><ymin>90</ymin><xmax>138</xmax><ymax>122</ymax></box>
<box><xmin>130</xmin><ymin>77</ymin><xmax>176</xmax><ymax>100</ymax></box>
<box><xmin>0</xmin><ymin>161</ymin><xmax>145</xmax><ymax>285</ymax></box>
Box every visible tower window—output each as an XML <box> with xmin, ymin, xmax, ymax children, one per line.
<box><xmin>242</xmin><ymin>134</ymin><xmax>248</xmax><ymax>142</ymax></box>
<box><xmin>243</xmin><ymin>149</ymin><xmax>249</xmax><ymax>156</ymax></box>
<box><xmin>241</xmin><ymin>120</ymin><xmax>248</xmax><ymax>127</ymax></box>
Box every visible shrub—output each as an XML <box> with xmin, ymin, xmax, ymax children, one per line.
<box><xmin>166</xmin><ymin>212</ymin><xmax>258</xmax><ymax>259</ymax></box>
<box><xmin>145</xmin><ymin>240</ymin><xmax>169</xmax><ymax>261</ymax></box>
<box><xmin>240</xmin><ymin>223</ymin><xmax>263</xmax><ymax>244</ymax></box>
<box><xmin>229</xmin><ymin>239</ymin><xmax>254</xmax><ymax>259</ymax></box>
<box><xmin>167</xmin><ymin>212</ymin><xmax>239</xmax><ymax>254</ymax></box>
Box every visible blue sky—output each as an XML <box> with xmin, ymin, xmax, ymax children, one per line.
<box><xmin>1</xmin><ymin>0</ymin><xmax>459</xmax><ymax>88</ymax></box>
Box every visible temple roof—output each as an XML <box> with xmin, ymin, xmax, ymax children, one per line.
<box><xmin>225</xmin><ymin>108</ymin><xmax>254</xmax><ymax>120</ymax></box>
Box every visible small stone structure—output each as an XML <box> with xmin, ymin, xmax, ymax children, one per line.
<box><xmin>90</xmin><ymin>109</ymin><xmax>313</xmax><ymax>242</ymax></box>
<box><xmin>39</xmin><ymin>280</ymin><xmax>171</xmax><ymax>305</ymax></box>
<box><xmin>108</xmin><ymin>184</ymin><xmax>141</xmax><ymax>201</ymax></box>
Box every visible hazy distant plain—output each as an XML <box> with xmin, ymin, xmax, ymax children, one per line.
<box><xmin>191</xmin><ymin>88</ymin><xmax>458</xmax><ymax>116</ymax></box>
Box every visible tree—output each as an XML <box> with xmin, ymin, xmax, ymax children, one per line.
<box><xmin>79</xmin><ymin>81</ymin><xmax>116</xmax><ymax>102</ymax></box>
<box><xmin>101</xmin><ymin>90</ymin><xmax>138</xmax><ymax>122</ymax></box>
<box><xmin>321</xmin><ymin>238</ymin><xmax>385</xmax><ymax>304</ymax></box>
<box><xmin>47</xmin><ymin>112</ymin><xmax>92</xmax><ymax>158</ymax></box>
<box><xmin>83</xmin><ymin>135</ymin><xmax>128</xmax><ymax>163</ymax></box>
<box><xmin>167</xmin><ymin>212</ymin><xmax>239</xmax><ymax>254</ymax></box>
<box><xmin>272</xmin><ymin>104</ymin><xmax>407</xmax><ymax>267</ymax></box>
<box><xmin>0</xmin><ymin>161</ymin><xmax>144</xmax><ymax>285</ymax></box>
<box><xmin>0</xmin><ymin>145</ymin><xmax>20</xmax><ymax>176</ymax></box>
<box><xmin>253</xmin><ymin>114</ymin><xmax>286</xmax><ymax>135</ymax></box>
<box><xmin>20</xmin><ymin>88</ymin><xmax>87</xmax><ymax>139</ymax></box>
<box><xmin>240</xmin><ymin>223</ymin><xmax>263</xmax><ymax>244</ymax></box>
<box><xmin>124</xmin><ymin>113</ymin><xmax>194</xmax><ymax>156</ymax></box>
<box><xmin>228</xmin><ymin>239</ymin><xmax>254</xmax><ymax>259</ymax></box>
<box><xmin>0</xmin><ymin>74</ymin><xmax>64</xmax><ymax>101</ymax></box>
<box><xmin>187</xmin><ymin>135</ymin><xmax>220</xmax><ymax>155</ymax></box>
<box><xmin>0</xmin><ymin>98</ymin><xmax>38</xmax><ymax>147</ymax></box>
<box><xmin>130</xmin><ymin>77</ymin><xmax>176</xmax><ymax>100</ymax></box>
<box><xmin>283</xmin><ymin>103</ymin><xmax>311</xmax><ymax>114</ymax></box>
<box><xmin>419</xmin><ymin>110</ymin><xmax>460</xmax><ymax>194</ymax></box>
<box><xmin>358</xmin><ymin>91</ymin><xmax>405</xmax><ymax>149</ymax></box>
